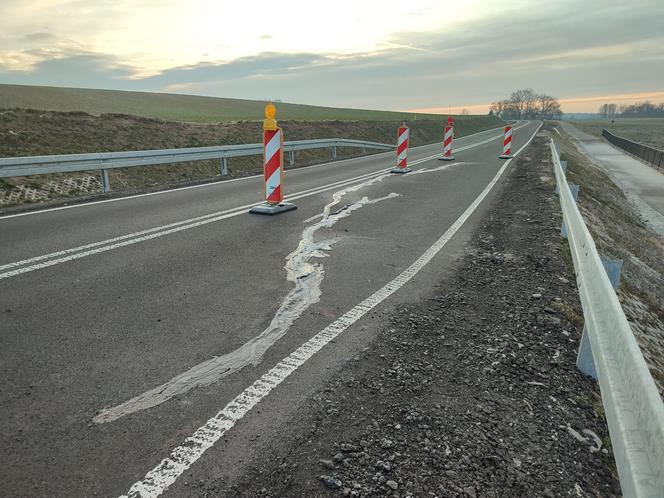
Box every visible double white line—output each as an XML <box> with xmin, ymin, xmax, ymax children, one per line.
<box><xmin>0</xmin><ymin>123</ymin><xmax>529</xmax><ymax>281</ymax></box>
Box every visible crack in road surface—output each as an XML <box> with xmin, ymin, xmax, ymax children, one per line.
<box><xmin>94</xmin><ymin>161</ymin><xmax>468</xmax><ymax>424</ymax></box>
<box><xmin>93</xmin><ymin>176</ymin><xmax>400</xmax><ymax>424</ymax></box>
<box><xmin>118</xmin><ymin>125</ymin><xmax>541</xmax><ymax>498</ymax></box>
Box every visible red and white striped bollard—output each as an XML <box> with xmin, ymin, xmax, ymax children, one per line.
<box><xmin>250</xmin><ymin>103</ymin><xmax>297</xmax><ymax>215</ymax></box>
<box><xmin>439</xmin><ymin>124</ymin><xmax>455</xmax><ymax>161</ymax></box>
<box><xmin>391</xmin><ymin>123</ymin><xmax>411</xmax><ymax>174</ymax></box>
<box><xmin>499</xmin><ymin>125</ymin><xmax>513</xmax><ymax>159</ymax></box>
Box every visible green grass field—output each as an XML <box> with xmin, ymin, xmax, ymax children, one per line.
<box><xmin>569</xmin><ymin>118</ymin><xmax>664</xmax><ymax>150</ymax></box>
<box><xmin>0</xmin><ymin>84</ymin><xmax>456</xmax><ymax>123</ymax></box>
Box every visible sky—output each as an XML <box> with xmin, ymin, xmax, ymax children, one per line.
<box><xmin>1</xmin><ymin>0</ymin><xmax>663</xmax><ymax>114</ymax></box>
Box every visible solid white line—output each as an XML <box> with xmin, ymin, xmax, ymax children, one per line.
<box><xmin>1</xmin><ymin>125</ymin><xmax>530</xmax><ymax>279</ymax></box>
<box><xmin>0</xmin><ymin>170</ymin><xmax>389</xmax><ymax>279</ymax></box>
<box><xmin>0</xmin><ymin>125</ymin><xmax>511</xmax><ymax>221</ymax></box>
<box><xmin>119</xmin><ymin>123</ymin><xmax>542</xmax><ymax>498</ymax></box>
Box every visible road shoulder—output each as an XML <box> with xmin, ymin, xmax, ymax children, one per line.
<box><xmin>197</xmin><ymin>136</ymin><xmax>621</xmax><ymax>497</ymax></box>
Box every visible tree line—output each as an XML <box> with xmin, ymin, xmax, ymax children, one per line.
<box><xmin>489</xmin><ymin>89</ymin><xmax>563</xmax><ymax>120</ymax></box>
<box><xmin>599</xmin><ymin>101</ymin><xmax>664</xmax><ymax>118</ymax></box>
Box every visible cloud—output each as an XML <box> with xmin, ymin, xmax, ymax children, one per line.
<box><xmin>0</xmin><ymin>51</ymin><xmax>138</xmax><ymax>89</ymax></box>
<box><xmin>21</xmin><ymin>32</ymin><xmax>56</xmax><ymax>42</ymax></box>
<box><xmin>0</xmin><ymin>0</ymin><xmax>662</xmax><ymax>111</ymax></box>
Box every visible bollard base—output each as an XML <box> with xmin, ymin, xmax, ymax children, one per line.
<box><xmin>498</xmin><ymin>154</ymin><xmax>513</xmax><ymax>159</ymax></box>
<box><xmin>438</xmin><ymin>156</ymin><xmax>455</xmax><ymax>161</ymax></box>
<box><xmin>390</xmin><ymin>168</ymin><xmax>411</xmax><ymax>174</ymax></box>
<box><xmin>249</xmin><ymin>202</ymin><xmax>297</xmax><ymax>215</ymax></box>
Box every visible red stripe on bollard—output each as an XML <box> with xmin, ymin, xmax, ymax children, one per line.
<box><xmin>499</xmin><ymin>125</ymin><xmax>513</xmax><ymax>159</ymax></box>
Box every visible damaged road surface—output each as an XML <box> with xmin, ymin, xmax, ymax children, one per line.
<box><xmin>2</xmin><ymin>123</ymin><xmax>619</xmax><ymax>497</ymax></box>
<box><xmin>199</xmin><ymin>136</ymin><xmax>621</xmax><ymax>497</ymax></box>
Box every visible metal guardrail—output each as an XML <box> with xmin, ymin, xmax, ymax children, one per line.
<box><xmin>602</xmin><ymin>129</ymin><xmax>663</xmax><ymax>170</ymax></box>
<box><xmin>0</xmin><ymin>138</ymin><xmax>394</xmax><ymax>192</ymax></box>
<box><xmin>551</xmin><ymin>139</ymin><xmax>664</xmax><ymax>498</ymax></box>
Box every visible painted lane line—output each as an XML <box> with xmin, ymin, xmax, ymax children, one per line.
<box><xmin>0</xmin><ymin>124</ymin><xmax>516</xmax><ymax>221</ymax></box>
<box><xmin>1</xmin><ymin>123</ymin><xmax>532</xmax><ymax>280</ymax></box>
<box><xmin>119</xmin><ymin>123</ymin><xmax>542</xmax><ymax>498</ymax></box>
<box><xmin>98</xmin><ymin>161</ymin><xmax>469</xmax><ymax>422</ymax></box>
<box><xmin>95</xmin><ymin>188</ymin><xmax>401</xmax><ymax>423</ymax></box>
<box><xmin>0</xmin><ymin>171</ymin><xmax>386</xmax><ymax>280</ymax></box>
<box><xmin>0</xmin><ymin>168</ymin><xmax>391</xmax><ymax>276</ymax></box>
<box><xmin>0</xmin><ymin>168</ymin><xmax>386</xmax><ymax>273</ymax></box>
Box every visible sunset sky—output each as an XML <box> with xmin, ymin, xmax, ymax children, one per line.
<box><xmin>1</xmin><ymin>0</ymin><xmax>663</xmax><ymax>113</ymax></box>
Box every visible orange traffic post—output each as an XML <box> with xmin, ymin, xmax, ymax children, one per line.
<box><xmin>249</xmin><ymin>103</ymin><xmax>297</xmax><ymax>215</ymax></box>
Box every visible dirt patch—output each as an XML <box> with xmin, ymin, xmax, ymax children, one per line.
<box><xmin>0</xmin><ymin>109</ymin><xmax>500</xmax><ymax>208</ymax></box>
<box><xmin>194</xmin><ymin>137</ymin><xmax>620</xmax><ymax>498</ymax></box>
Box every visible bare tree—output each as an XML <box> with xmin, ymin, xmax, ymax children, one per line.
<box><xmin>607</xmin><ymin>104</ymin><xmax>618</xmax><ymax>119</ymax></box>
<box><xmin>509</xmin><ymin>88</ymin><xmax>538</xmax><ymax>119</ymax></box>
<box><xmin>538</xmin><ymin>94</ymin><xmax>562</xmax><ymax>119</ymax></box>
<box><xmin>493</xmin><ymin>89</ymin><xmax>562</xmax><ymax>120</ymax></box>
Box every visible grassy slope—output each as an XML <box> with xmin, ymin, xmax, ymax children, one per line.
<box><xmin>0</xmin><ymin>109</ymin><xmax>503</xmax><ymax>206</ymax></box>
<box><xmin>569</xmin><ymin>118</ymin><xmax>664</xmax><ymax>150</ymax></box>
<box><xmin>0</xmin><ymin>84</ymin><xmax>454</xmax><ymax>123</ymax></box>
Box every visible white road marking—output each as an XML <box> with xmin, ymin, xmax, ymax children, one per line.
<box><xmin>0</xmin><ymin>123</ymin><xmax>530</xmax><ymax>280</ymax></box>
<box><xmin>96</xmin><ymin>161</ymin><xmax>469</xmax><ymax>422</ymax></box>
<box><xmin>0</xmin><ymin>171</ymin><xmax>386</xmax><ymax>279</ymax></box>
<box><xmin>94</xmin><ymin>184</ymin><xmax>400</xmax><ymax>423</ymax></box>
<box><xmin>0</xmin><ymin>124</ymin><xmax>513</xmax><ymax>221</ymax></box>
<box><xmin>119</xmin><ymin>123</ymin><xmax>542</xmax><ymax>498</ymax></box>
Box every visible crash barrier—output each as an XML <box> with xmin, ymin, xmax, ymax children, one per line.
<box><xmin>602</xmin><ymin>129</ymin><xmax>663</xmax><ymax>171</ymax></box>
<box><xmin>551</xmin><ymin>139</ymin><xmax>664</xmax><ymax>498</ymax></box>
<box><xmin>0</xmin><ymin>135</ymin><xmax>394</xmax><ymax>193</ymax></box>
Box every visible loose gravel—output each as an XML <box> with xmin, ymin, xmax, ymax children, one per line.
<box><xmin>200</xmin><ymin>136</ymin><xmax>621</xmax><ymax>498</ymax></box>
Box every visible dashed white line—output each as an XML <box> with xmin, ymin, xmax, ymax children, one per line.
<box><xmin>119</xmin><ymin>123</ymin><xmax>542</xmax><ymax>498</ymax></box>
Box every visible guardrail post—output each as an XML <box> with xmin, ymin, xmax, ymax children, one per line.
<box><xmin>362</xmin><ymin>146</ymin><xmax>366</xmax><ymax>154</ymax></box>
<box><xmin>289</xmin><ymin>150</ymin><xmax>295</xmax><ymax>166</ymax></box>
<box><xmin>100</xmin><ymin>169</ymin><xmax>110</xmax><ymax>193</ymax></box>
<box><xmin>331</xmin><ymin>146</ymin><xmax>337</xmax><ymax>159</ymax></box>
<box><xmin>577</xmin><ymin>258</ymin><xmax>623</xmax><ymax>379</ymax></box>
<box><xmin>561</xmin><ymin>183</ymin><xmax>579</xmax><ymax>238</ymax></box>
<box><xmin>220</xmin><ymin>157</ymin><xmax>228</xmax><ymax>176</ymax></box>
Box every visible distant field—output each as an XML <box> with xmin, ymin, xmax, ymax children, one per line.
<box><xmin>0</xmin><ymin>84</ymin><xmax>455</xmax><ymax>123</ymax></box>
<box><xmin>569</xmin><ymin>118</ymin><xmax>664</xmax><ymax>150</ymax></box>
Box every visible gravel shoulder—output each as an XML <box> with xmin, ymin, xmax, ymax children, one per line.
<box><xmin>197</xmin><ymin>136</ymin><xmax>621</xmax><ymax>497</ymax></box>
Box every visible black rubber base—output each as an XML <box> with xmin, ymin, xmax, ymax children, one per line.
<box><xmin>438</xmin><ymin>156</ymin><xmax>455</xmax><ymax>161</ymax></box>
<box><xmin>390</xmin><ymin>168</ymin><xmax>411</xmax><ymax>174</ymax></box>
<box><xmin>249</xmin><ymin>202</ymin><xmax>297</xmax><ymax>215</ymax></box>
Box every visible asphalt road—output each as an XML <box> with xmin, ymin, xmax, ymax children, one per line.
<box><xmin>0</xmin><ymin>121</ymin><xmax>540</xmax><ymax>497</ymax></box>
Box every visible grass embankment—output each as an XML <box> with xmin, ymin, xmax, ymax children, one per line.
<box><xmin>569</xmin><ymin>118</ymin><xmax>664</xmax><ymax>150</ymax></box>
<box><xmin>1</xmin><ymin>84</ymin><xmax>451</xmax><ymax>123</ymax></box>
<box><xmin>548</xmin><ymin>122</ymin><xmax>664</xmax><ymax>398</ymax></box>
<box><xmin>0</xmin><ymin>109</ymin><xmax>503</xmax><ymax>207</ymax></box>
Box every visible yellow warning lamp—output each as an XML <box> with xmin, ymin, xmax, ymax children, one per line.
<box><xmin>263</xmin><ymin>103</ymin><xmax>278</xmax><ymax>131</ymax></box>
